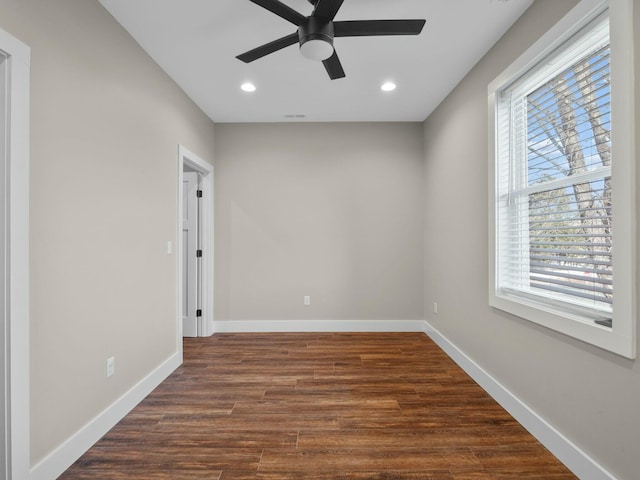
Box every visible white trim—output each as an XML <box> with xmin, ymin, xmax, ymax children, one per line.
<box><xmin>29</xmin><ymin>352</ymin><xmax>181</xmax><ymax>480</ymax></box>
<box><xmin>178</xmin><ymin>145</ymin><xmax>214</xmax><ymax>337</ymax></box>
<box><xmin>0</xmin><ymin>26</ymin><xmax>30</xmax><ymax>480</ymax></box>
<box><xmin>487</xmin><ymin>0</ymin><xmax>608</xmax><ymax>94</ymax></box>
<box><xmin>423</xmin><ymin>320</ymin><xmax>617</xmax><ymax>480</ymax></box>
<box><xmin>607</xmin><ymin>0</ymin><xmax>637</xmax><ymax>360</ymax></box>
<box><xmin>212</xmin><ymin>320</ymin><xmax>425</xmax><ymax>333</ymax></box>
<box><xmin>1</xmin><ymin>48</ymin><xmax>8</xmax><ymax>480</ymax></box>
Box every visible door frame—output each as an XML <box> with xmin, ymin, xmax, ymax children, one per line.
<box><xmin>1</xmin><ymin>27</ymin><xmax>31</xmax><ymax>480</ymax></box>
<box><xmin>177</xmin><ymin>145</ymin><xmax>214</xmax><ymax>337</ymax></box>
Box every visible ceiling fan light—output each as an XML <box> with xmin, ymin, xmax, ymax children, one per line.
<box><xmin>241</xmin><ymin>82</ymin><xmax>256</xmax><ymax>92</ymax></box>
<box><xmin>300</xmin><ymin>38</ymin><xmax>334</xmax><ymax>61</ymax></box>
<box><xmin>381</xmin><ymin>82</ymin><xmax>397</xmax><ymax>92</ymax></box>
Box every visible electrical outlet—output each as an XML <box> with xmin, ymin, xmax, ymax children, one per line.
<box><xmin>106</xmin><ymin>356</ymin><xmax>115</xmax><ymax>378</ymax></box>
<box><xmin>433</xmin><ymin>302</ymin><xmax>438</xmax><ymax>314</ymax></box>
<box><xmin>304</xmin><ymin>295</ymin><xmax>311</xmax><ymax>306</ymax></box>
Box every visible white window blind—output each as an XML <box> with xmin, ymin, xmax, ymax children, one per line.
<box><xmin>496</xmin><ymin>14</ymin><xmax>613</xmax><ymax>323</ymax></box>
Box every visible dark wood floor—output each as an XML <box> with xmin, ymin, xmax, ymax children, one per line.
<box><xmin>61</xmin><ymin>332</ymin><xmax>577</xmax><ymax>479</ymax></box>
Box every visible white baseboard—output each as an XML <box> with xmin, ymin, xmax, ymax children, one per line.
<box><xmin>212</xmin><ymin>319</ymin><xmax>425</xmax><ymax>333</ymax></box>
<box><xmin>423</xmin><ymin>320</ymin><xmax>616</xmax><ymax>480</ymax></box>
<box><xmin>29</xmin><ymin>351</ymin><xmax>182</xmax><ymax>480</ymax></box>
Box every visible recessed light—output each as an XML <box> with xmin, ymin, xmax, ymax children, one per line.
<box><xmin>241</xmin><ymin>82</ymin><xmax>256</xmax><ymax>93</ymax></box>
<box><xmin>381</xmin><ymin>82</ymin><xmax>397</xmax><ymax>92</ymax></box>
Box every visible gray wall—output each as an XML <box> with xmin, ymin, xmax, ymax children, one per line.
<box><xmin>423</xmin><ymin>1</ymin><xmax>640</xmax><ymax>479</ymax></box>
<box><xmin>0</xmin><ymin>0</ymin><xmax>216</xmax><ymax>464</ymax></box>
<box><xmin>214</xmin><ymin>123</ymin><xmax>424</xmax><ymax>323</ymax></box>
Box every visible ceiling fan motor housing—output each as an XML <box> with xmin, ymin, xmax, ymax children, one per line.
<box><xmin>298</xmin><ymin>16</ymin><xmax>334</xmax><ymax>61</ymax></box>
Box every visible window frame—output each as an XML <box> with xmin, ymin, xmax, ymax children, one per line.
<box><xmin>488</xmin><ymin>0</ymin><xmax>636</xmax><ymax>359</ymax></box>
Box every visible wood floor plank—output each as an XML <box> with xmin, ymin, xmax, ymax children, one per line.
<box><xmin>296</xmin><ymin>428</ymin><xmax>498</xmax><ymax>449</ymax></box>
<box><xmin>221</xmin><ymin>471</ymin><xmax>455</xmax><ymax>480</ymax></box>
<box><xmin>257</xmin><ymin>446</ymin><xmax>481</xmax><ymax>471</ymax></box>
<box><xmin>60</xmin><ymin>333</ymin><xmax>577</xmax><ymax>479</ymax></box>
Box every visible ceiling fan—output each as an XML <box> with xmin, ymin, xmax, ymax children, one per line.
<box><xmin>236</xmin><ymin>0</ymin><xmax>426</xmax><ymax>80</ymax></box>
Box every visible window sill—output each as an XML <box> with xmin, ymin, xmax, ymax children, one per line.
<box><xmin>490</xmin><ymin>290</ymin><xmax>635</xmax><ymax>359</ymax></box>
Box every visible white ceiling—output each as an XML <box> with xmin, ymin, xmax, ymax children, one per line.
<box><xmin>99</xmin><ymin>0</ymin><xmax>533</xmax><ymax>123</ymax></box>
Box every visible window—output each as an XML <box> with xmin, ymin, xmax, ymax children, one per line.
<box><xmin>488</xmin><ymin>0</ymin><xmax>636</xmax><ymax>358</ymax></box>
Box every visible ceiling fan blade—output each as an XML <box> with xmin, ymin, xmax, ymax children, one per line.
<box><xmin>249</xmin><ymin>0</ymin><xmax>306</xmax><ymax>26</ymax></box>
<box><xmin>334</xmin><ymin>19</ymin><xmax>426</xmax><ymax>37</ymax></box>
<box><xmin>236</xmin><ymin>33</ymin><xmax>299</xmax><ymax>63</ymax></box>
<box><xmin>322</xmin><ymin>50</ymin><xmax>345</xmax><ymax>80</ymax></box>
<box><xmin>312</xmin><ymin>0</ymin><xmax>344</xmax><ymax>21</ymax></box>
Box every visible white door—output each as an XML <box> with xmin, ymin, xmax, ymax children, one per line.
<box><xmin>182</xmin><ymin>172</ymin><xmax>199</xmax><ymax>337</ymax></box>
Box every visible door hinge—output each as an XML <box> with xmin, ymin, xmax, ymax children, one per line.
<box><xmin>196</xmin><ymin>249</ymin><xmax>203</xmax><ymax>258</ymax></box>
<box><xmin>196</xmin><ymin>309</ymin><xmax>202</xmax><ymax>317</ymax></box>
<box><xmin>196</xmin><ymin>190</ymin><xmax>203</xmax><ymax>198</ymax></box>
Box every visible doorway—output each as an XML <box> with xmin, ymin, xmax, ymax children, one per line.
<box><xmin>182</xmin><ymin>169</ymin><xmax>201</xmax><ymax>337</ymax></box>
<box><xmin>177</xmin><ymin>146</ymin><xmax>214</xmax><ymax>338</ymax></box>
